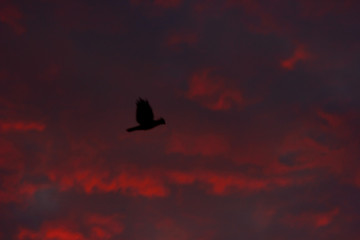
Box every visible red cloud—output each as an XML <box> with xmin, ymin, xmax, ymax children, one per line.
<box><xmin>38</xmin><ymin>64</ymin><xmax>61</xmax><ymax>82</ymax></box>
<box><xmin>278</xmin><ymin>130</ymin><xmax>333</xmax><ymax>174</ymax></box>
<box><xmin>18</xmin><ymin>227</ymin><xmax>84</xmax><ymax>240</ymax></box>
<box><xmin>0</xmin><ymin>4</ymin><xmax>25</xmax><ymax>35</ymax></box>
<box><xmin>166</xmin><ymin>32</ymin><xmax>198</xmax><ymax>47</ymax></box>
<box><xmin>87</xmin><ymin>214</ymin><xmax>124</xmax><ymax>239</ymax></box>
<box><xmin>187</xmin><ymin>69</ymin><xmax>221</xmax><ymax>98</ymax></box>
<box><xmin>18</xmin><ymin>228</ymin><xmax>39</xmax><ymax>240</ymax></box>
<box><xmin>0</xmin><ymin>138</ymin><xmax>22</xmax><ymax>203</ymax></box>
<box><xmin>283</xmin><ymin>208</ymin><xmax>340</xmax><ymax>229</ymax></box>
<box><xmin>18</xmin><ymin>214</ymin><xmax>123</xmax><ymax>240</ymax></box>
<box><xmin>130</xmin><ymin>0</ymin><xmax>183</xmax><ymax>9</ymax></box>
<box><xmin>154</xmin><ymin>0</ymin><xmax>182</xmax><ymax>8</ymax></box>
<box><xmin>0</xmin><ymin>174</ymin><xmax>47</xmax><ymax>203</ymax></box>
<box><xmin>49</xmin><ymin>168</ymin><xmax>168</xmax><ymax>197</ymax></box>
<box><xmin>187</xmin><ymin>69</ymin><xmax>244</xmax><ymax>110</ymax></box>
<box><xmin>299</xmin><ymin>0</ymin><xmax>353</xmax><ymax>18</ymax></box>
<box><xmin>167</xmin><ymin>132</ymin><xmax>229</xmax><ymax>156</ymax></box>
<box><xmin>167</xmin><ymin>170</ymin><xmax>306</xmax><ymax>195</ymax></box>
<box><xmin>55</xmin><ymin>1</ymin><xmax>124</xmax><ymax>34</ymax></box>
<box><xmin>45</xmin><ymin>229</ymin><xmax>84</xmax><ymax>240</ymax></box>
<box><xmin>281</xmin><ymin>45</ymin><xmax>310</xmax><ymax>70</ymax></box>
<box><xmin>0</xmin><ymin>138</ymin><xmax>47</xmax><ymax>203</ymax></box>
<box><xmin>0</xmin><ymin>121</ymin><xmax>45</xmax><ymax>132</ymax></box>
<box><xmin>252</xmin><ymin>205</ymin><xmax>276</xmax><ymax>228</ymax></box>
<box><xmin>155</xmin><ymin>218</ymin><xmax>189</xmax><ymax>240</ymax></box>
<box><xmin>225</xmin><ymin>0</ymin><xmax>279</xmax><ymax>34</ymax></box>
<box><xmin>317</xmin><ymin>110</ymin><xmax>342</xmax><ymax>128</ymax></box>
<box><xmin>276</xmin><ymin>108</ymin><xmax>360</xmax><ymax>187</ymax></box>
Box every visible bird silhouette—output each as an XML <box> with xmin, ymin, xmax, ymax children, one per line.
<box><xmin>126</xmin><ymin>98</ymin><xmax>166</xmax><ymax>132</ymax></box>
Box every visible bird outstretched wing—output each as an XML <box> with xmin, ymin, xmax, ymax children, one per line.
<box><xmin>136</xmin><ymin>98</ymin><xmax>154</xmax><ymax>125</ymax></box>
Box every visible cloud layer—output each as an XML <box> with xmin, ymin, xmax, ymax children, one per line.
<box><xmin>1</xmin><ymin>0</ymin><xmax>359</xmax><ymax>239</ymax></box>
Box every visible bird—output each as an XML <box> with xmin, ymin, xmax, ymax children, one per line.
<box><xmin>126</xmin><ymin>98</ymin><xmax>166</xmax><ymax>132</ymax></box>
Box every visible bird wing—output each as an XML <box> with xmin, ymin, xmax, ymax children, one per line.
<box><xmin>136</xmin><ymin>98</ymin><xmax>154</xmax><ymax>125</ymax></box>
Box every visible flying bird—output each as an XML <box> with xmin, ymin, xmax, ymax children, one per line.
<box><xmin>126</xmin><ymin>98</ymin><xmax>166</xmax><ymax>132</ymax></box>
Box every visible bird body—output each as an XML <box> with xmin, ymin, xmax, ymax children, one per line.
<box><xmin>127</xmin><ymin>98</ymin><xmax>165</xmax><ymax>132</ymax></box>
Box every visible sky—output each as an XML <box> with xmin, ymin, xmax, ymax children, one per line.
<box><xmin>1</xmin><ymin>0</ymin><xmax>360</xmax><ymax>239</ymax></box>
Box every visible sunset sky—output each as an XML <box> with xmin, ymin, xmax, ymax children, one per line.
<box><xmin>1</xmin><ymin>0</ymin><xmax>360</xmax><ymax>239</ymax></box>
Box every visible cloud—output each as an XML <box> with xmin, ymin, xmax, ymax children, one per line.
<box><xmin>167</xmin><ymin>170</ymin><xmax>309</xmax><ymax>195</ymax></box>
<box><xmin>1</xmin><ymin>0</ymin><xmax>360</xmax><ymax>239</ymax></box>
<box><xmin>154</xmin><ymin>0</ymin><xmax>183</xmax><ymax>8</ymax></box>
<box><xmin>17</xmin><ymin>213</ymin><xmax>123</xmax><ymax>240</ymax></box>
<box><xmin>186</xmin><ymin>69</ymin><xmax>244</xmax><ymax>110</ymax></box>
<box><xmin>155</xmin><ymin>218</ymin><xmax>189</xmax><ymax>240</ymax></box>
<box><xmin>87</xmin><ymin>214</ymin><xmax>124</xmax><ymax>239</ymax></box>
<box><xmin>281</xmin><ymin>45</ymin><xmax>311</xmax><ymax>70</ymax></box>
<box><xmin>0</xmin><ymin>138</ymin><xmax>49</xmax><ymax>203</ymax></box>
<box><xmin>298</xmin><ymin>0</ymin><xmax>353</xmax><ymax>18</ymax></box>
<box><xmin>54</xmin><ymin>1</ymin><xmax>125</xmax><ymax>34</ymax></box>
<box><xmin>225</xmin><ymin>0</ymin><xmax>281</xmax><ymax>34</ymax></box>
<box><xmin>38</xmin><ymin>64</ymin><xmax>61</xmax><ymax>82</ymax></box>
<box><xmin>167</xmin><ymin>132</ymin><xmax>229</xmax><ymax>156</ymax></box>
<box><xmin>48</xmin><ymin>168</ymin><xmax>168</xmax><ymax>197</ymax></box>
<box><xmin>130</xmin><ymin>0</ymin><xmax>183</xmax><ymax>9</ymax></box>
<box><xmin>0</xmin><ymin>121</ymin><xmax>45</xmax><ymax>132</ymax></box>
<box><xmin>0</xmin><ymin>4</ymin><xmax>25</xmax><ymax>35</ymax></box>
<box><xmin>282</xmin><ymin>208</ymin><xmax>340</xmax><ymax>229</ymax></box>
<box><xmin>166</xmin><ymin>32</ymin><xmax>198</xmax><ymax>48</ymax></box>
<box><xmin>39</xmin><ymin>228</ymin><xmax>84</xmax><ymax>240</ymax></box>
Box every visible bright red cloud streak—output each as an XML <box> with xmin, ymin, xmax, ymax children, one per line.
<box><xmin>0</xmin><ymin>121</ymin><xmax>46</xmax><ymax>132</ymax></box>
<box><xmin>18</xmin><ymin>227</ymin><xmax>84</xmax><ymax>240</ymax></box>
<box><xmin>18</xmin><ymin>214</ymin><xmax>123</xmax><ymax>240</ymax></box>
<box><xmin>48</xmin><ymin>168</ymin><xmax>168</xmax><ymax>197</ymax></box>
